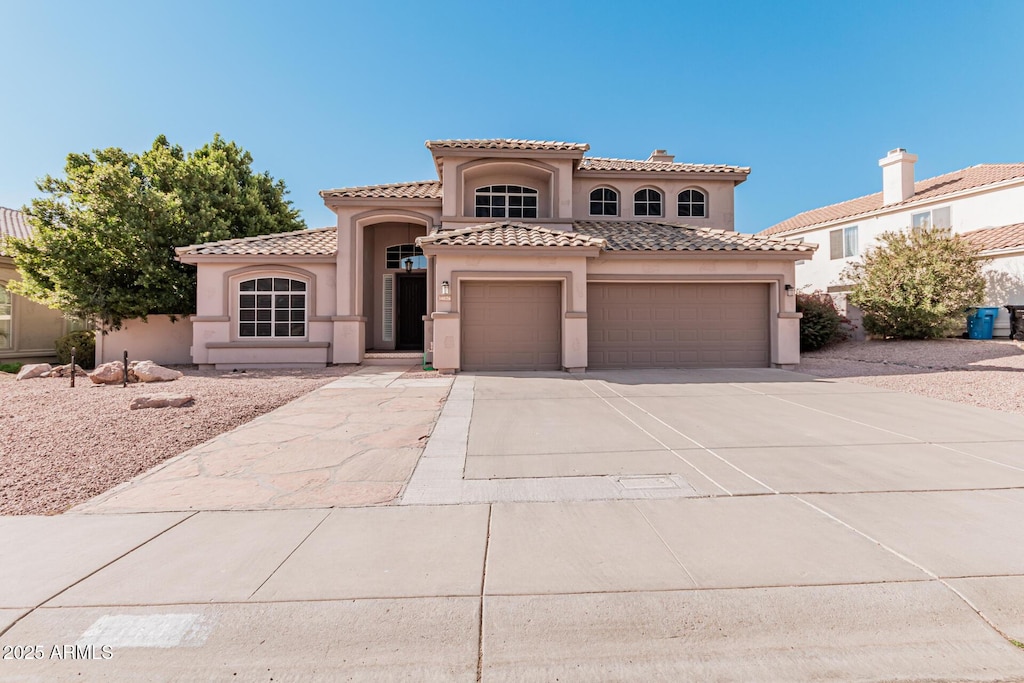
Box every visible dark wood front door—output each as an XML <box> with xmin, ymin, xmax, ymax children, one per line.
<box><xmin>396</xmin><ymin>274</ymin><xmax>427</xmax><ymax>350</ymax></box>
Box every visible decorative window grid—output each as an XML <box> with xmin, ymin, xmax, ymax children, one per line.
<box><xmin>238</xmin><ymin>277</ymin><xmax>307</xmax><ymax>338</ymax></box>
<box><xmin>634</xmin><ymin>188</ymin><xmax>663</xmax><ymax>217</ymax></box>
<box><xmin>677</xmin><ymin>189</ymin><xmax>707</xmax><ymax>218</ymax></box>
<box><xmin>589</xmin><ymin>187</ymin><xmax>618</xmax><ymax>216</ymax></box>
<box><xmin>475</xmin><ymin>185</ymin><xmax>538</xmax><ymax>219</ymax></box>
<box><xmin>385</xmin><ymin>244</ymin><xmax>426</xmax><ymax>270</ymax></box>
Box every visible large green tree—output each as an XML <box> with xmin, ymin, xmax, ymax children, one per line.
<box><xmin>843</xmin><ymin>227</ymin><xmax>987</xmax><ymax>339</ymax></box>
<box><xmin>5</xmin><ymin>135</ymin><xmax>305</xmax><ymax>329</ymax></box>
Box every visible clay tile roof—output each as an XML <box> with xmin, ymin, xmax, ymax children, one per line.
<box><xmin>176</xmin><ymin>227</ymin><xmax>337</xmax><ymax>257</ymax></box>
<box><xmin>761</xmin><ymin>163</ymin><xmax>1024</xmax><ymax>236</ymax></box>
<box><xmin>320</xmin><ymin>180</ymin><xmax>442</xmax><ymax>200</ymax></box>
<box><xmin>425</xmin><ymin>138</ymin><xmax>590</xmax><ymax>153</ymax></box>
<box><xmin>417</xmin><ymin>222</ymin><xmax>606</xmax><ymax>249</ymax></box>
<box><xmin>960</xmin><ymin>223</ymin><xmax>1024</xmax><ymax>252</ymax></box>
<box><xmin>578</xmin><ymin>157</ymin><xmax>751</xmax><ymax>175</ymax></box>
<box><xmin>0</xmin><ymin>206</ymin><xmax>32</xmax><ymax>257</ymax></box>
<box><xmin>573</xmin><ymin>220</ymin><xmax>815</xmax><ymax>252</ymax></box>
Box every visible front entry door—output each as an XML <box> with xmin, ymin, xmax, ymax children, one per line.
<box><xmin>396</xmin><ymin>274</ymin><xmax>427</xmax><ymax>350</ymax></box>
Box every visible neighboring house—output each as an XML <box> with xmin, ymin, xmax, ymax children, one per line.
<box><xmin>0</xmin><ymin>207</ymin><xmax>73</xmax><ymax>363</ymax></box>
<box><xmin>760</xmin><ymin>150</ymin><xmax>1024</xmax><ymax>337</ymax></box>
<box><xmin>176</xmin><ymin>139</ymin><xmax>814</xmax><ymax>372</ymax></box>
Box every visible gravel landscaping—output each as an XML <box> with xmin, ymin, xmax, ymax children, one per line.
<box><xmin>801</xmin><ymin>338</ymin><xmax>1024</xmax><ymax>414</ymax></box>
<box><xmin>0</xmin><ymin>366</ymin><xmax>356</xmax><ymax>515</ymax></box>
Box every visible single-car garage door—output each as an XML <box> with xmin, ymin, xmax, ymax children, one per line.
<box><xmin>462</xmin><ymin>281</ymin><xmax>561</xmax><ymax>371</ymax></box>
<box><xmin>588</xmin><ymin>282</ymin><xmax>770</xmax><ymax>368</ymax></box>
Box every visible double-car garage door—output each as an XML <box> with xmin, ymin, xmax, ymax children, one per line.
<box><xmin>460</xmin><ymin>280</ymin><xmax>770</xmax><ymax>371</ymax></box>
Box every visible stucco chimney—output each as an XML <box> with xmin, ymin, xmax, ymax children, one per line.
<box><xmin>878</xmin><ymin>148</ymin><xmax>918</xmax><ymax>205</ymax></box>
<box><xmin>647</xmin><ymin>149</ymin><xmax>675</xmax><ymax>163</ymax></box>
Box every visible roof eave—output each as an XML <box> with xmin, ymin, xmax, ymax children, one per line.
<box><xmin>176</xmin><ymin>253</ymin><xmax>337</xmax><ymax>264</ymax></box>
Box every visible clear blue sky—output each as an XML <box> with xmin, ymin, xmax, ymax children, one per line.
<box><xmin>2</xmin><ymin>0</ymin><xmax>1022</xmax><ymax>233</ymax></box>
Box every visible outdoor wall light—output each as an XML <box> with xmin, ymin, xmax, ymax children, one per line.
<box><xmin>784</xmin><ymin>284</ymin><xmax>795</xmax><ymax>296</ymax></box>
<box><xmin>440</xmin><ymin>280</ymin><xmax>450</xmax><ymax>296</ymax></box>
<box><xmin>404</xmin><ymin>258</ymin><xmax>413</xmax><ymax>273</ymax></box>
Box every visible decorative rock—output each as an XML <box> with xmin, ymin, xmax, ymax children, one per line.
<box><xmin>43</xmin><ymin>363</ymin><xmax>88</xmax><ymax>378</ymax></box>
<box><xmin>88</xmin><ymin>361</ymin><xmax>125</xmax><ymax>385</ymax></box>
<box><xmin>129</xmin><ymin>394</ymin><xmax>195</xmax><ymax>410</ymax></box>
<box><xmin>16</xmin><ymin>363</ymin><xmax>52</xmax><ymax>380</ymax></box>
<box><xmin>132</xmin><ymin>360</ymin><xmax>183</xmax><ymax>383</ymax></box>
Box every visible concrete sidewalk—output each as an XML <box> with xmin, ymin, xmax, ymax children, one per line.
<box><xmin>3</xmin><ymin>497</ymin><xmax>1024</xmax><ymax>680</ymax></box>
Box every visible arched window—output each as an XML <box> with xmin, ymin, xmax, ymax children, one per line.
<box><xmin>677</xmin><ymin>189</ymin><xmax>707</xmax><ymax>218</ymax></box>
<box><xmin>634</xmin><ymin>188</ymin><xmax>663</xmax><ymax>217</ymax></box>
<box><xmin>475</xmin><ymin>185</ymin><xmax>538</xmax><ymax>219</ymax></box>
<box><xmin>238</xmin><ymin>277</ymin><xmax>307</xmax><ymax>338</ymax></box>
<box><xmin>385</xmin><ymin>244</ymin><xmax>426</xmax><ymax>270</ymax></box>
<box><xmin>589</xmin><ymin>188</ymin><xmax>618</xmax><ymax>216</ymax></box>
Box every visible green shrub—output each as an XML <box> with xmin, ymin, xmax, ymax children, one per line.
<box><xmin>0</xmin><ymin>362</ymin><xmax>22</xmax><ymax>374</ymax></box>
<box><xmin>797</xmin><ymin>291</ymin><xmax>848</xmax><ymax>352</ymax></box>
<box><xmin>843</xmin><ymin>227</ymin><xmax>987</xmax><ymax>339</ymax></box>
<box><xmin>55</xmin><ymin>330</ymin><xmax>96</xmax><ymax>369</ymax></box>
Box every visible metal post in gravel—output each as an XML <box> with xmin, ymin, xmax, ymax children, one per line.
<box><xmin>123</xmin><ymin>350</ymin><xmax>128</xmax><ymax>388</ymax></box>
<box><xmin>70</xmin><ymin>347</ymin><xmax>76</xmax><ymax>388</ymax></box>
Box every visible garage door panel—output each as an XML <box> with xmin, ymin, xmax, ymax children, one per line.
<box><xmin>462</xmin><ymin>282</ymin><xmax>561</xmax><ymax>371</ymax></box>
<box><xmin>588</xmin><ymin>283</ymin><xmax>770</xmax><ymax>369</ymax></box>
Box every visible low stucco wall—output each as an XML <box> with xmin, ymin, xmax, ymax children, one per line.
<box><xmin>96</xmin><ymin>315</ymin><xmax>194</xmax><ymax>365</ymax></box>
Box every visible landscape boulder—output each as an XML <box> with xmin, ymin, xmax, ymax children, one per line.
<box><xmin>131</xmin><ymin>360</ymin><xmax>183</xmax><ymax>383</ymax></box>
<box><xmin>43</xmin><ymin>363</ymin><xmax>88</xmax><ymax>378</ymax></box>
<box><xmin>88</xmin><ymin>361</ymin><xmax>125</xmax><ymax>385</ymax></box>
<box><xmin>15</xmin><ymin>363</ymin><xmax>52</xmax><ymax>380</ymax></box>
<box><xmin>129</xmin><ymin>394</ymin><xmax>195</xmax><ymax>410</ymax></box>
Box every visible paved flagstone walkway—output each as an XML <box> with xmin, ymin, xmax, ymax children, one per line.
<box><xmin>72</xmin><ymin>367</ymin><xmax>452</xmax><ymax>513</ymax></box>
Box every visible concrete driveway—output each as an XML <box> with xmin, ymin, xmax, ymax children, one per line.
<box><xmin>5</xmin><ymin>367</ymin><xmax>1024</xmax><ymax>680</ymax></box>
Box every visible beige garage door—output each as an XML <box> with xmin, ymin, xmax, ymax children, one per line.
<box><xmin>588</xmin><ymin>283</ymin><xmax>770</xmax><ymax>368</ymax></box>
<box><xmin>462</xmin><ymin>281</ymin><xmax>561</xmax><ymax>371</ymax></box>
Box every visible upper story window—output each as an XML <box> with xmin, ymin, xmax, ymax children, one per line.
<box><xmin>589</xmin><ymin>188</ymin><xmax>618</xmax><ymax>216</ymax></box>
<box><xmin>238</xmin><ymin>277</ymin><xmax>307</xmax><ymax>338</ymax></box>
<box><xmin>475</xmin><ymin>185</ymin><xmax>538</xmax><ymax>219</ymax></box>
<box><xmin>677</xmin><ymin>189</ymin><xmax>707</xmax><ymax>218</ymax></box>
<box><xmin>830</xmin><ymin>226</ymin><xmax>859</xmax><ymax>260</ymax></box>
<box><xmin>385</xmin><ymin>244</ymin><xmax>426</xmax><ymax>270</ymax></box>
<box><xmin>634</xmin><ymin>188</ymin><xmax>663</xmax><ymax>217</ymax></box>
<box><xmin>911</xmin><ymin>206</ymin><xmax>951</xmax><ymax>233</ymax></box>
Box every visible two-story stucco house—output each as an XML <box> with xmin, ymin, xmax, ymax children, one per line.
<box><xmin>176</xmin><ymin>139</ymin><xmax>814</xmax><ymax>372</ymax></box>
<box><xmin>760</xmin><ymin>150</ymin><xmax>1024</xmax><ymax>337</ymax></box>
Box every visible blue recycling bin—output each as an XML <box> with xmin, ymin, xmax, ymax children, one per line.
<box><xmin>966</xmin><ymin>307</ymin><xmax>1000</xmax><ymax>340</ymax></box>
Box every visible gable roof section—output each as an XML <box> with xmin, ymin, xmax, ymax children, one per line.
<box><xmin>176</xmin><ymin>227</ymin><xmax>337</xmax><ymax>257</ymax></box>
<box><xmin>575</xmin><ymin>221</ymin><xmax>814</xmax><ymax>252</ymax></box>
<box><xmin>320</xmin><ymin>180</ymin><xmax>441</xmax><ymax>200</ymax></box>
<box><xmin>762</xmin><ymin>163</ymin><xmax>1024</xmax><ymax>236</ymax></box>
<box><xmin>425</xmin><ymin>139</ymin><xmax>590</xmax><ymax>153</ymax></box>
<box><xmin>961</xmin><ymin>222</ymin><xmax>1024</xmax><ymax>253</ymax></box>
<box><xmin>0</xmin><ymin>206</ymin><xmax>32</xmax><ymax>257</ymax></box>
<box><xmin>578</xmin><ymin>157</ymin><xmax>750</xmax><ymax>175</ymax></box>
<box><xmin>417</xmin><ymin>222</ymin><xmax>606</xmax><ymax>249</ymax></box>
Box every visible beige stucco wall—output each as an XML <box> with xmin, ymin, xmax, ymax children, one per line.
<box><xmin>187</xmin><ymin>258</ymin><xmax>337</xmax><ymax>367</ymax></box>
<box><xmin>96</xmin><ymin>315</ymin><xmax>194</xmax><ymax>365</ymax></box>
<box><xmin>571</xmin><ymin>177</ymin><xmax>738</xmax><ymax>230</ymax></box>
<box><xmin>1</xmin><ymin>259</ymin><xmax>67</xmax><ymax>363</ymax></box>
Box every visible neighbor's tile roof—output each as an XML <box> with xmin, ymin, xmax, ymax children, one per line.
<box><xmin>761</xmin><ymin>163</ymin><xmax>1024</xmax><ymax>236</ymax></box>
<box><xmin>961</xmin><ymin>222</ymin><xmax>1024</xmax><ymax>252</ymax></box>
<box><xmin>417</xmin><ymin>222</ymin><xmax>606</xmax><ymax>249</ymax></box>
<box><xmin>320</xmin><ymin>180</ymin><xmax>442</xmax><ymax>200</ymax></box>
<box><xmin>0</xmin><ymin>206</ymin><xmax>31</xmax><ymax>256</ymax></box>
<box><xmin>578</xmin><ymin>157</ymin><xmax>750</xmax><ymax>175</ymax></box>
<box><xmin>574</xmin><ymin>221</ymin><xmax>814</xmax><ymax>252</ymax></box>
<box><xmin>425</xmin><ymin>138</ymin><xmax>590</xmax><ymax>153</ymax></box>
<box><xmin>176</xmin><ymin>227</ymin><xmax>337</xmax><ymax>257</ymax></box>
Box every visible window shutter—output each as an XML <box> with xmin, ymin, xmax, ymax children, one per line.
<box><xmin>382</xmin><ymin>275</ymin><xmax>394</xmax><ymax>343</ymax></box>
<box><xmin>830</xmin><ymin>229</ymin><xmax>844</xmax><ymax>259</ymax></box>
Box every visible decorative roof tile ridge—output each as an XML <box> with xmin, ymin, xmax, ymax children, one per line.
<box><xmin>319</xmin><ymin>179</ymin><xmax>441</xmax><ymax>196</ymax></box>
<box><xmin>174</xmin><ymin>226</ymin><xmax>335</xmax><ymax>254</ymax></box>
<box><xmin>424</xmin><ymin>138</ymin><xmax>590</xmax><ymax>151</ymax></box>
